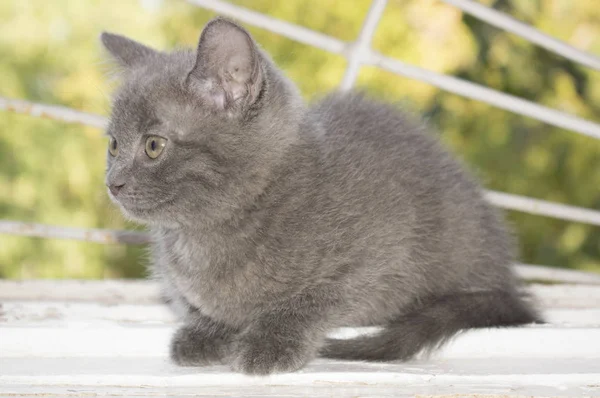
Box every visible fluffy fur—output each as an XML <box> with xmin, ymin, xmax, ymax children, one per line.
<box><xmin>102</xmin><ymin>17</ymin><xmax>540</xmax><ymax>375</ymax></box>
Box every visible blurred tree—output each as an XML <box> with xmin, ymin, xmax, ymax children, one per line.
<box><xmin>0</xmin><ymin>0</ymin><xmax>598</xmax><ymax>278</ymax></box>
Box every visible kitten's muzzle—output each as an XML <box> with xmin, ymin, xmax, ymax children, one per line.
<box><xmin>108</xmin><ymin>182</ymin><xmax>125</xmax><ymax>196</ymax></box>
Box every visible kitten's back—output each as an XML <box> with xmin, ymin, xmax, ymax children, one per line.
<box><xmin>308</xmin><ymin>93</ymin><xmax>540</xmax><ymax>358</ymax></box>
<box><xmin>309</xmin><ymin>92</ymin><xmax>518</xmax><ymax>298</ymax></box>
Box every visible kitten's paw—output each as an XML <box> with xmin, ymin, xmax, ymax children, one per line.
<box><xmin>170</xmin><ymin>324</ymin><xmax>229</xmax><ymax>366</ymax></box>
<box><xmin>230</xmin><ymin>334</ymin><xmax>314</xmax><ymax>375</ymax></box>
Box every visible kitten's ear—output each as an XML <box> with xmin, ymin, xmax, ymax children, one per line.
<box><xmin>187</xmin><ymin>18</ymin><xmax>263</xmax><ymax>112</ymax></box>
<box><xmin>101</xmin><ymin>32</ymin><xmax>158</xmax><ymax>68</ymax></box>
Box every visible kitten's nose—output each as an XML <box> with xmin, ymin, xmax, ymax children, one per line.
<box><xmin>108</xmin><ymin>182</ymin><xmax>125</xmax><ymax>196</ymax></box>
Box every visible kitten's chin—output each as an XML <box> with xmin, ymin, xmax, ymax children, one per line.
<box><xmin>111</xmin><ymin>203</ymin><xmax>150</xmax><ymax>225</ymax></box>
<box><xmin>108</xmin><ymin>196</ymin><xmax>156</xmax><ymax>225</ymax></box>
<box><xmin>108</xmin><ymin>192</ymin><xmax>175</xmax><ymax>226</ymax></box>
<box><xmin>120</xmin><ymin>208</ymin><xmax>153</xmax><ymax>225</ymax></box>
<box><xmin>116</xmin><ymin>202</ymin><xmax>181</xmax><ymax>228</ymax></box>
<box><xmin>109</xmin><ymin>192</ymin><xmax>193</xmax><ymax>228</ymax></box>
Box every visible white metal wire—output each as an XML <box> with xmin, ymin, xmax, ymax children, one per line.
<box><xmin>1</xmin><ymin>99</ymin><xmax>600</xmax><ymax>228</ymax></box>
<box><xmin>368</xmin><ymin>53</ymin><xmax>600</xmax><ymax>140</ymax></box>
<box><xmin>0</xmin><ymin>97</ymin><xmax>107</xmax><ymax>129</ymax></box>
<box><xmin>0</xmin><ymin>221</ymin><xmax>150</xmax><ymax>244</ymax></box>
<box><xmin>339</xmin><ymin>0</ymin><xmax>388</xmax><ymax>90</ymax></box>
<box><xmin>441</xmin><ymin>0</ymin><xmax>600</xmax><ymax>71</ymax></box>
<box><xmin>1</xmin><ymin>186</ymin><xmax>599</xmax><ymax>247</ymax></box>
<box><xmin>485</xmin><ymin>191</ymin><xmax>600</xmax><ymax>227</ymax></box>
<box><xmin>186</xmin><ymin>0</ymin><xmax>600</xmax><ymax>141</ymax></box>
<box><xmin>1</xmin><ymin>0</ymin><xmax>599</xmax><ymax>247</ymax></box>
<box><xmin>186</xmin><ymin>0</ymin><xmax>347</xmax><ymax>55</ymax></box>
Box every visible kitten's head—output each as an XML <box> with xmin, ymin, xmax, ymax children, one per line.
<box><xmin>102</xmin><ymin>18</ymin><xmax>304</xmax><ymax>227</ymax></box>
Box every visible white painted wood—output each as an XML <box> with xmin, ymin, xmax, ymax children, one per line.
<box><xmin>0</xmin><ymin>302</ymin><xmax>176</xmax><ymax>324</ymax></box>
<box><xmin>1</xmin><ymin>280</ymin><xmax>599</xmax><ymax>397</ymax></box>
<box><xmin>2</xmin><ymin>324</ymin><xmax>600</xmax><ymax>359</ymax></box>
<box><xmin>1</xmin><ymin>357</ymin><xmax>599</xmax><ymax>397</ymax></box>
<box><xmin>515</xmin><ymin>263</ymin><xmax>600</xmax><ymax>285</ymax></box>
<box><xmin>3</xmin><ymin>279</ymin><xmax>600</xmax><ymax>308</ymax></box>
<box><xmin>2</xmin><ymin>301</ymin><xmax>599</xmax><ymax>326</ymax></box>
<box><xmin>0</xmin><ymin>279</ymin><xmax>161</xmax><ymax>304</ymax></box>
<box><xmin>530</xmin><ymin>283</ymin><xmax>600</xmax><ymax>308</ymax></box>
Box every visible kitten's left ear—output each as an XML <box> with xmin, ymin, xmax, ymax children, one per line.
<box><xmin>187</xmin><ymin>18</ymin><xmax>263</xmax><ymax>112</ymax></box>
<box><xmin>101</xmin><ymin>32</ymin><xmax>159</xmax><ymax>68</ymax></box>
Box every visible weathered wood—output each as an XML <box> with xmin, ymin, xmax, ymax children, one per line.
<box><xmin>1</xmin><ymin>280</ymin><xmax>599</xmax><ymax>397</ymax></box>
<box><xmin>2</xmin><ymin>279</ymin><xmax>600</xmax><ymax>307</ymax></box>
<box><xmin>515</xmin><ymin>264</ymin><xmax>600</xmax><ymax>285</ymax></box>
<box><xmin>2</xmin><ymin>301</ymin><xmax>599</xmax><ymax>326</ymax></box>
<box><xmin>0</xmin><ymin>279</ymin><xmax>161</xmax><ymax>304</ymax></box>
<box><xmin>2</xmin><ymin>324</ymin><xmax>600</xmax><ymax>358</ymax></box>
<box><xmin>1</xmin><ymin>357</ymin><xmax>599</xmax><ymax>397</ymax></box>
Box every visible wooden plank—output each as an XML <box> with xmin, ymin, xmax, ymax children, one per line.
<box><xmin>2</xmin><ymin>301</ymin><xmax>599</xmax><ymax>327</ymax></box>
<box><xmin>1</xmin><ymin>357</ymin><xmax>599</xmax><ymax>397</ymax></box>
<box><xmin>2</xmin><ymin>280</ymin><xmax>600</xmax><ymax>308</ymax></box>
<box><xmin>2</xmin><ymin>324</ymin><xmax>599</xmax><ymax>359</ymax></box>
<box><xmin>530</xmin><ymin>284</ymin><xmax>600</xmax><ymax>308</ymax></box>
<box><xmin>0</xmin><ymin>279</ymin><xmax>161</xmax><ymax>304</ymax></box>
<box><xmin>515</xmin><ymin>264</ymin><xmax>600</xmax><ymax>285</ymax></box>
<box><xmin>1</xmin><ymin>279</ymin><xmax>598</xmax><ymax>397</ymax></box>
<box><xmin>0</xmin><ymin>301</ymin><xmax>176</xmax><ymax>325</ymax></box>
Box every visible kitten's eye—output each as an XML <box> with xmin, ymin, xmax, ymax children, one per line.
<box><xmin>109</xmin><ymin>137</ymin><xmax>118</xmax><ymax>157</ymax></box>
<box><xmin>145</xmin><ymin>136</ymin><xmax>167</xmax><ymax>159</ymax></box>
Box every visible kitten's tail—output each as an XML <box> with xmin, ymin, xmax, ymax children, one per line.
<box><xmin>320</xmin><ymin>290</ymin><xmax>541</xmax><ymax>361</ymax></box>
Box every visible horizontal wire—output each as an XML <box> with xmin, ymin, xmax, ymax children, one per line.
<box><xmin>1</xmin><ymin>1</ymin><xmax>599</xmax><ymax>244</ymax></box>
<box><xmin>339</xmin><ymin>0</ymin><xmax>388</xmax><ymax>90</ymax></box>
<box><xmin>185</xmin><ymin>0</ymin><xmax>600</xmax><ymax>140</ymax></box>
<box><xmin>0</xmin><ymin>97</ymin><xmax>107</xmax><ymax>129</ymax></box>
<box><xmin>441</xmin><ymin>0</ymin><xmax>600</xmax><ymax>71</ymax></box>
<box><xmin>485</xmin><ymin>191</ymin><xmax>600</xmax><ymax>226</ymax></box>
<box><xmin>1</xmin><ymin>97</ymin><xmax>599</xmax><ymax>226</ymax></box>
<box><xmin>0</xmin><ymin>221</ymin><xmax>150</xmax><ymax>245</ymax></box>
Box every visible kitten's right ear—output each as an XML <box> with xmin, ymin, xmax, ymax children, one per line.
<box><xmin>100</xmin><ymin>32</ymin><xmax>158</xmax><ymax>68</ymax></box>
<box><xmin>187</xmin><ymin>18</ymin><xmax>263</xmax><ymax>113</ymax></box>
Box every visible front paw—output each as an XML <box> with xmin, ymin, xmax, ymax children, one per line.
<box><xmin>230</xmin><ymin>333</ymin><xmax>314</xmax><ymax>375</ymax></box>
<box><xmin>170</xmin><ymin>324</ymin><xmax>230</xmax><ymax>366</ymax></box>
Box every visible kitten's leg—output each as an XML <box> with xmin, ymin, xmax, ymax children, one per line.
<box><xmin>170</xmin><ymin>313</ymin><xmax>239</xmax><ymax>366</ymax></box>
<box><xmin>230</xmin><ymin>287</ymin><xmax>342</xmax><ymax>375</ymax></box>
<box><xmin>160</xmin><ymin>287</ymin><xmax>194</xmax><ymax>320</ymax></box>
<box><xmin>153</xmin><ymin>266</ymin><xmax>194</xmax><ymax>320</ymax></box>
<box><xmin>321</xmin><ymin>290</ymin><xmax>541</xmax><ymax>361</ymax></box>
<box><xmin>158</xmin><ymin>269</ymin><xmax>239</xmax><ymax>366</ymax></box>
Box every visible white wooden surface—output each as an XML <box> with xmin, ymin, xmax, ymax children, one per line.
<box><xmin>1</xmin><ymin>280</ymin><xmax>599</xmax><ymax>397</ymax></box>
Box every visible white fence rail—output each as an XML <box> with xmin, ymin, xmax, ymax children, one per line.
<box><xmin>1</xmin><ymin>280</ymin><xmax>599</xmax><ymax>397</ymax></box>
<box><xmin>440</xmin><ymin>0</ymin><xmax>600</xmax><ymax>71</ymax></box>
<box><xmin>0</xmin><ymin>97</ymin><xmax>107</xmax><ymax>129</ymax></box>
<box><xmin>187</xmin><ymin>0</ymin><xmax>600</xmax><ymax>140</ymax></box>
<box><xmin>339</xmin><ymin>0</ymin><xmax>387</xmax><ymax>90</ymax></box>
<box><xmin>1</xmin><ymin>1</ymin><xmax>599</xmax><ymax>250</ymax></box>
<box><xmin>0</xmin><ymin>220</ymin><xmax>149</xmax><ymax>245</ymax></box>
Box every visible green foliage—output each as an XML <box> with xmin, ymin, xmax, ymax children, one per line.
<box><xmin>1</xmin><ymin>0</ymin><xmax>599</xmax><ymax>278</ymax></box>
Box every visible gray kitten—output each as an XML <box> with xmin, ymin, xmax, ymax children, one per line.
<box><xmin>102</xmin><ymin>17</ymin><xmax>540</xmax><ymax>375</ymax></box>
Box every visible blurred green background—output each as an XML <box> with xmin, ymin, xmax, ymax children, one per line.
<box><xmin>0</xmin><ymin>0</ymin><xmax>599</xmax><ymax>279</ymax></box>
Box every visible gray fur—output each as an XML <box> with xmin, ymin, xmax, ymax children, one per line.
<box><xmin>102</xmin><ymin>17</ymin><xmax>540</xmax><ymax>375</ymax></box>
